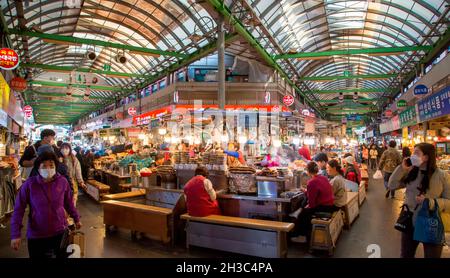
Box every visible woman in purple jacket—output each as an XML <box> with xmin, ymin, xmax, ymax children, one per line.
<box><xmin>10</xmin><ymin>152</ymin><xmax>81</xmax><ymax>258</ymax></box>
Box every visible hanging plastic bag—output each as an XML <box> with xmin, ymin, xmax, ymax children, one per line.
<box><xmin>373</xmin><ymin>170</ymin><xmax>383</xmax><ymax>180</ymax></box>
<box><xmin>413</xmin><ymin>199</ymin><xmax>445</xmax><ymax>245</ymax></box>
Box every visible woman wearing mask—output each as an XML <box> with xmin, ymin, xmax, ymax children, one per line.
<box><xmin>60</xmin><ymin>143</ymin><xmax>86</xmax><ymax>227</ymax></box>
<box><xmin>291</xmin><ymin>162</ymin><xmax>335</xmax><ymax>243</ymax></box>
<box><xmin>326</xmin><ymin>159</ymin><xmax>347</xmax><ymax>209</ymax></box>
<box><xmin>10</xmin><ymin>152</ymin><xmax>81</xmax><ymax>258</ymax></box>
<box><xmin>388</xmin><ymin>143</ymin><xmax>450</xmax><ymax>258</ymax></box>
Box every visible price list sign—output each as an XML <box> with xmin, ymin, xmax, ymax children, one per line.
<box><xmin>417</xmin><ymin>86</ymin><xmax>450</xmax><ymax>122</ymax></box>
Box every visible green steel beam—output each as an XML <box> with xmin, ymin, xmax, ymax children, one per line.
<box><xmin>21</xmin><ymin>63</ymin><xmax>146</xmax><ymax>78</ymax></box>
<box><xmin>205</xmin><ymin>0</ymin><xmax>324</xmax><ymax>118</ymax></box>
<box><xmin>319</xmin><ymin>98</ymin><xmax>384</xmax><ymax>103</ymax></box>
<box><xmin>23</xmin><ymin>90</ymin><xmax>114</xmax><ymax>100</ymax></box>
<box><xmin>31</xmin><ymin>100</ymin><xmax>105</xmax><ymax>106</ymax></box>
<box><xmin>8</xmin><ymin>29</ymin><xmax>187</xmax><ymax>58</ymax></box>
<box><xmin>274</xmin><ymin>45</ymin><xmax>432</xmax><ymax>60</ymax></box>
<box><xmin>300</xmin><ymin>73</ymin><xmax>397</xmax><ymax>81</ymax></box>
<box><xmin>311</xmin><ymin>88</ymin><xmax>393</xmax><ymax>94</ymax></box>
<box><xmin>29</xmin><ymin>80</ymin><xmax>122</xmax><ymax>92</ymax></box>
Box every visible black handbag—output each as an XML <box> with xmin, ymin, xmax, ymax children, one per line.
<box><xmin>394</xmin><ymin>204</ymin><xmax>417</xmax><ymax>233</ymax></box>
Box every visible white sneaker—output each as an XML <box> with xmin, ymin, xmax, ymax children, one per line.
<box><xmin>290</xmin><ymin>235</ymin><xmax>307</xmax><ymax>243</ymax></box>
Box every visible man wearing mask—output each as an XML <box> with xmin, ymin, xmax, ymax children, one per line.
<box><xmin>19</xmin><ymin>129</ymin><xmax>61</xmax><ymax>180</ymax></box>
<box><xmin>29</xmin><ymin>145</ymin><xmax>74</xmax><ymax>194</ymax></box>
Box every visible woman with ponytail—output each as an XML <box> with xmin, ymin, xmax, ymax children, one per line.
<box><xmin>388</xmin><ymin>143</ymin><xmax>450</xmax><ymax>258</ymax></box>
<box><xmin>327</xmin><ymin>159</ymin><xmax>347</xmax><ymax>208</ymax></box>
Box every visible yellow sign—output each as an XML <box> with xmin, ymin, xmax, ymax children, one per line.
<box><xmin>0</xmin><ymin>73</ymin><xmax>11</xmax><ymax>111</ymax></box>
<box><xmin>402</xmin><ymin>127</ymin><xmax>409</xmax><ymax>140</ymax></box>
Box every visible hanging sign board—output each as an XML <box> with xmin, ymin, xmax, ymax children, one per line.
<box><xmin>283</xmin><ymin>95</ymin><xmax>294</xmax><ymax>107</ymax></box>
<box><xmin>23</xmin><ymin>105</ymin><xmax>33</xmax><ymax>119</ymax></box>
<box><xmin>0</xmin><ymin>48</ymin><xmax>20</xmax><ymax>70</ymax></box>
<box><xmin>402</xmin><ymin>127</ymin><xmax>409</xmax><ymax>140</ymax></box>
<box><xmin>399</xmin><ymin>105</ymin><xmax>417</xmax><ymax>128</ymax></box>
<box><xmin>128</xmin><ymin>107</ymin><xmax>137</xmax><ymax>116</ymax></box>
<box><xmin>417</xmin><ymin>85</ymin><xmax>450</xmax><ymax>122</ymax></box>
<box><xmin>385</xmin><ymin>110</ymin><xmax>393</xmax><ymax>117</ymax></box>
<box><xmin>397</xmin><ymin>99</ymin><xmax>407</xmax><ymax>108</ymax></box>
<box><xmin>414</xmin><ymin>84</ymin><xmax>428</xmax><ymax>96</ymax></box>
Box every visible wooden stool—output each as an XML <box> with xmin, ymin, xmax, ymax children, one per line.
<box><xmin>310</xmin><ymin>211</ymin><xmax>344</xmax><ymax>256</ymax></box>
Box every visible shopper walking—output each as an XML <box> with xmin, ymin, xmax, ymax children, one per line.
<box><xmin>19</xmin><ymin>129</ymin><xmax>61</xmax><ymax>181</ymax></box>
<box><xmin>10</xmin><ymin>152</ymin><xmax>81</xmax><ymax>258</ymax></box>
<box><xmin>291</xmin><ymin>162</ymin><xmax>336</xmax><ymax>243</ymax></box>
<box><xmin>388</xmin><ymin>143</ymin><xmax>450</xmax><ymax>258</ymax></box>
<box><xmin>369</xmin><ymin>145</ymin><xmax>378</xmax><ymax>170</ymax></box>
<box><xmin>60</xmin><ymin>143</ymin><xmax>86</xmax><ymax>228</ymax></box>
<box><xmin>379</xmin><ymin>140</ymin><xmax>402</xmax><ymax>199</ymax></box>
<box><xmin>362</xmin><ymin>145</ymin><xmax>369</xmax><ymax>165</ymax></box>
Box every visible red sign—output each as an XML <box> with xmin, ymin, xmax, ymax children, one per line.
<box><xmin>283</xmin><ymin>95</ymin><xmax>294</xmax><ymax>106</ymax></box>
<box><xmin>128</xmin><ymin>107</ymin><xmax>137</xmax><ymax>116</ymax></box>
<box><xmin>0</xmin><ymin>48</ymin><xmax>20</xmax><ymax>70</ymax></box>
<box><xmin>23</xmin><ymin>105</ymin><xmax>33</xmax><ymax>119</ymax></box>
<box><xmin>133</xmin><ymin>107</ymin><xmax>170</xmax><ymax>126</ymax></box>
<box><xmin>385</xmin><ymin>110</ymin><xmax>393</xmax><ymax>117</ymax></box>
<box><xmin>10</xmin><ymin>77</ymin><xmax>27</xmax><ymax>92</ymax></box>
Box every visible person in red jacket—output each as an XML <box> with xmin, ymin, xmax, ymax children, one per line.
<box><xmin>184</xmin><ymin>166</ymin><xmax>223</xmax><ymax>217</ymax></box>
<box><xmin>298</xmin><ymin>144</ymin><xmax>311</xmax><ymax>161</ymax></box>
<box><xmin>291</xmin><ymin>161</ymin><xmax>336</xmax><ymax>243</ymax></box>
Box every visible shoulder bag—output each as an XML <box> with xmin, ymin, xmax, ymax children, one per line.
<box><xmin>413</xmin><ymin>199</ymin><xmax>445</xmax><ymax>245</ymax></box>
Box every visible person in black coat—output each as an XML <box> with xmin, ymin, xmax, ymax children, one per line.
<box><xmin>29</xmin><ymin>145</ymin><xmax>73</xmax><ymax>194</ymax></box>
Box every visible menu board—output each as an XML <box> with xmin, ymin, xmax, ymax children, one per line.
<box><xmin>417</xmin><ymin>85</ymin><xmax>450</xmax><ymax>122</ymax></box>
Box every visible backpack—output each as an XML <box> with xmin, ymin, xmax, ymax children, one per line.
<box><xmin>345</xmin><ymin>164</ymin><xmax>360</xmax><ymax>184</ymax></box>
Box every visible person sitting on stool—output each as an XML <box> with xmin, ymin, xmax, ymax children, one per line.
<box><xmin>184</xmin><ymin>166</ymin><xmax>224</xmax><ymax>217</ymax></box>
<box><xmin>291</xmin><ymin>161</ymin><xmax>336</xmax><ymax>243</ymax></box>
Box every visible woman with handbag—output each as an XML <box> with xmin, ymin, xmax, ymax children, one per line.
<box><xmin>10</xmin><ymin>152</ymin><xmax>81</xmax><ymax>258</ymax></box>
<box><xmin>388</xmin><ymin>143</ymin><xmax>450</xmax><ymax>258</ymax></box>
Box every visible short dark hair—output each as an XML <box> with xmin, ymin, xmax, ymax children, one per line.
<box><xmin>195</xmin><ymin>166</ymin><xmax>209</xmax><ymax>177</ymax></box>
<box><xmin>306</xmin><ymin>161</ymin><xmax>319</xmax><ymax>175</ymax></box>
<box><xmin>40</xmin><ymin>129</ymin><xmax>56</xmax><ymax>140</ymax></box>
<box><xmin>34</xmin><ymin>151</ymin><xmax>59</xmax><ymax>169</ymax></box>
<box><xmin>313</xmin><ymin>152</ymin><xmax>328</xmax><ymax>163</ymax></box>
<box><xmin>389</xmin><ymin>140</ymin><xmax>396</xmax><ymax>148</ymax></box>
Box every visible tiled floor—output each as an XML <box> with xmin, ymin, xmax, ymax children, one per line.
<box><xmin>1</xmin><ymin>172</ymin><xmax>449</xmax><ymax>258</ymax></box>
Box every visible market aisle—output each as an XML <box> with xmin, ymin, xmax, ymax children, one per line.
<box><xmin>0</xmin><ymin>174</ymin><xmax>448</xmax><ymax>258</ymax></box>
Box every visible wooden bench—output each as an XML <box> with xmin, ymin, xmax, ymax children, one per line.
<box><xmin>102</xmin><ymin>189</ymin><xmax>146</xmax><ymax>201</ymax></box>
<box><xmin>86</xmin><ymin>179</ymin><xmax>110</xmax><ymax>202</ymax></box>
<box><xmin>102</xmin><ymin>200</ymin><xmax>173</xmax><ymax>244</ymax></box>
<box><xmin>358</xmin><ymin>181</ymin><xmax>367</xmax><ymax>206</ymax></box>
<box><xmin>343</xmin><ymin>192</ymin><xmax>359</xmax><ymax>228</ymax></box>
<box><xmin>310</xmin><ymin>211</ymin><xmax>344</xmax><ymax>255</ymax></box>
<box><xmin>181</xmin><ymin>214</ymin><xmax>294</xmax><ymax>258</ymax></box>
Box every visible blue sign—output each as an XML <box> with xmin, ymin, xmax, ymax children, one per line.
<box><xmin>417</xmin><ymin>85</ymin><xmax>450</xmax><ymax>122</ymax></box>
<box><xmin>414</xmin><ymin>84</ymin><xmax>428</xmax><ymax>95</ymax></box>
<box><xmin>347</xmin><ymin>115</ymin><xmax>356</xmax><ymax>121</ymax></box>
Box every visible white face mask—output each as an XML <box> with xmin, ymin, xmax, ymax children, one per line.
<box><xmin>39</xmin><ymin>168</ymin><xmax>56</xmax><ymax>179</ymax></box>
<box><xmin>61</xmin><ymin>149</ymin><xmax>70</xmax><ymax>156</ymax></box>
<box><xmin>410</xmin><ymin>154</ymin><xmax>423</xmax><ymax>167</ymax></box>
